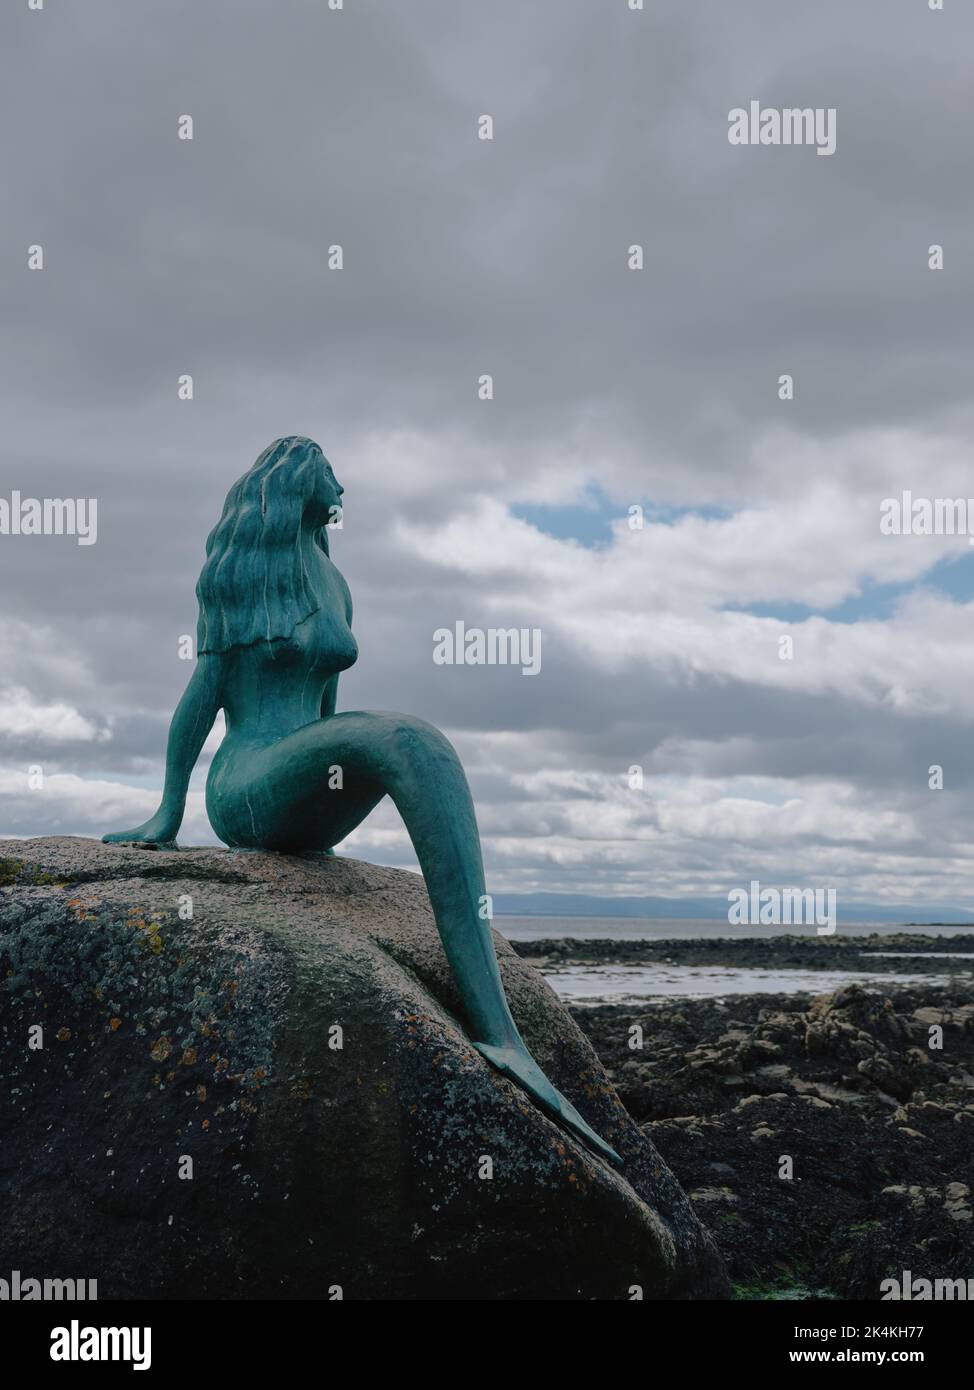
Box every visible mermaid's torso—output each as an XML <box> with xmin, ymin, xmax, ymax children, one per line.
<box><xmin>205</xmin><ymin>551</ymin><xmax>357</xmax><ymax>840</ymax></box>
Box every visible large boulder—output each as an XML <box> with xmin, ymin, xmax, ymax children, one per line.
<box><xmin>0</xmin><ymin>836</ymin><xmax>728</xmax><ymax>1300</ymax></box>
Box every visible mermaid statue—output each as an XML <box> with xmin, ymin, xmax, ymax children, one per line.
<box><xmin>104</xmin><ymin>436</ymin><xmax>620</xmax><ymax>1166</ymax></box>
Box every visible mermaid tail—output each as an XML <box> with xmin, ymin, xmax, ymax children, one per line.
<box><xmin>473</xmin><ymin>1040</ymin><xmax>623</xmax><ymax>1167</ymax></box>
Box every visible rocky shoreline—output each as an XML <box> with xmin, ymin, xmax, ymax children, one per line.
<box><xmin>546</xmin><ymin>949</ymin><xmax>974</xmax><ymax>1298</ymax></box>
<box><xmin>511</xmin><ymin>931</ymin><xmax>974</xmax><ymax>974</ymax></box>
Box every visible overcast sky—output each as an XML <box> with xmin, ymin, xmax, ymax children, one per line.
<box><xmin>2</xmin><ymin>0</ymin><xmax>974</xmax><ymax>914</ymax></box>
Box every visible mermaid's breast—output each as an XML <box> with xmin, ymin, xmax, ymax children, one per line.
<box><xmin>304</xmin><ymin>604</ymin><xmax>358</xmax><ymax>674</ymax></box>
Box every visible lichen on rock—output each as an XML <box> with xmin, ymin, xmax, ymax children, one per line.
<box><xmin>0</xmin><ymin>836</ymin><xmax>728</xmax><ymax>1301</ymax></box>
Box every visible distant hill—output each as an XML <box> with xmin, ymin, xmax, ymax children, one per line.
<box><xmin>492</xmin><ymin>892</ymin><xmax>974</xmax><ymax>925</ymax></box>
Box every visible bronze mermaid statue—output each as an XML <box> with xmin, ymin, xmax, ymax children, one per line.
<box><xmin>104</xmin><ymin>436</ymin><xmax>621</xmax><ymax>1166</ymax></box>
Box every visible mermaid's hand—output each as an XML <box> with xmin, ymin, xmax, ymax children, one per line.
<box><xmin>102</xmin><ymin>810</ymin><xmax>180</xmax><ymax>847</ymax></box>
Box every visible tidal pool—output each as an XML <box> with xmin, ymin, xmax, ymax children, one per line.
<box><xmin>542</xmin><ymin>963</ymin><xmax>965</xmax><ymax>1005</ymax></box>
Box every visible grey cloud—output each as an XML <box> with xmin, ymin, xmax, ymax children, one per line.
<box><xmin>2</xmin><ymin>1</ymin><xmax>973</xmax><ymax>903</ymax></box>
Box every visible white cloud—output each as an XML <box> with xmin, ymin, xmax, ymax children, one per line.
<box><xmin>0</xmin><ymin>687</ymin><xmax>108</xmax><ymax>743</ymax></box>
<box><xmin>400</xmin><ymin>462</ymin><xmax>974</xmax><ymax>720</ymax></box>
<box><xmin>0</xmin><ymin>769</ymin><xmax>210</xmax><ymax>842</ymax></box>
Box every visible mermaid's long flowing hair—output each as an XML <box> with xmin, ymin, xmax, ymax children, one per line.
<box><xmin>196</xmin><ymin>436</ymin><xmax>329</xmax><ymax>654</ymax></box>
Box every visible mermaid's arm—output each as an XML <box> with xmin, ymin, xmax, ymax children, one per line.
<box><xmin>103</xmin><ymin>654</ymin><xmax>223</xmax><ymax>845</ymax></box>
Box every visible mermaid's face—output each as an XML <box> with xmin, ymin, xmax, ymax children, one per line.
<box><xmin>306</xmin><ymin>452</ymin><xmax>344</xmax><ymax>524</ymax></box>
